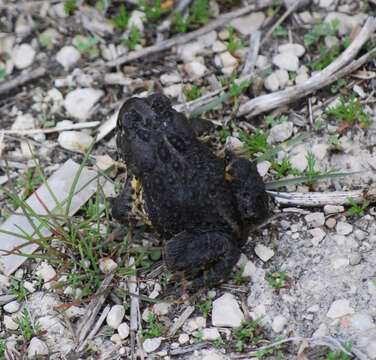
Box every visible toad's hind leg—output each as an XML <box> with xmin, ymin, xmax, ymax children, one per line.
<box><xmin>227</xmin><ymin>156</ymin><xmax>269</xmax><ymax>225</ymax></box>
<box><xmin>111</xmin><ymin>177</ymin><xmax>134</xmax><ymax>225</ymax></box>
<box><xmin>164</xmin><ymin>230</ymin><xmax>240</xmax><ymax>287</ymax></box>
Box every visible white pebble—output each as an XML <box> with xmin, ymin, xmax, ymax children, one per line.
<box><xmin>143</xmin><ymin>337</ymin><xmax>162</xmax><ymax>353</ymax></box>
<box><xmin>178</xmin><ymin>333</ymin><xmax>189</xmax><ymax>344</ymax></box>
<box><xmin>327</xmin><ymin>299</ymin><xmax>354</xmax><ymax>318</ymax></box>
<box><xmin>4</xmin><ymin>315</ymin><xmax>19</xmax><ymax>330</ymax></box>
<box><xmin>323</xmin><ymin>205</ymin><xmax>344</xmax><ymax>215</ymax></box>
<box><xmin>272</xmin><ymin>315</ymin><xmax>287</xmax><ymax>333</ymax></box>
<box><xmin>118</xmin><ymin>322</ymin><xmax>130</xmax><ymax>339</ymax></box>
<box><xmin>184</xmin><ymin>61</ymin><xmax>207</xmax><ymax>79</ymax></box>
<box><xmin>58</xmin><ymin>131</ymin><xmax>94</xmax><ymax>152</ymax></box>
<box><xmin>99</xmin><ymin>258</ymin><xmax>118</xmax><ymax>274</ymax></box>
<box><xmin>4</xmin><ymin>300</ymin><xmax>20</xmax><ymax>313</ymax></box>
<box><xmin>254</xmin><ymin>244</ymin><xmax>275</xmax><ymax>262</ymax></box>
<box><xmin>305</xmin><ymin>212</ymin><xmax>325</xmax><ymax>228</ymax></box>
<box><xmin>27</xmin><ymin>338</ymin><xmax>49</xmax><ymax>358</ymax></box>
<box><xmin>212</xmin><ymin>293</ymin><xmax>244</xmax><ymax>327</ymax></box>
<box><xmin>12</xmin><ymin>43</ymin><xmax>35</xmax><ymax>69</ymax></box>
<box><xmin>107</xmin><ymin>305</ymin><xmax>125</xmax><ymax>329</ymax></box>
<box><xmin>336</xmin><ymin>221</ymin><xmax>353</xmax><ymax>235</ymax></box>
<box><xmin>36</xmin><ymin>262</ymin><xmax>57</xmax><ymax>283</ymax></box>
<box><xmin>267</xmin><ymin>121</ymin><xmax>293</xmax><ymax>144</ymax></box>
<box><xmin>278</xmin><ymin>43</ymin><xmax>305</xmax><ymax>57</ymax></box>
<box><xmin>153</xmin><ymin>302</ymin><xmax>171</xmax><ymax>316</ymax></box>
<box><xmin>56</xmin><ymin>46</ymin><xmax>81</xmax><ymax>69</ymax></box>
<box><xmin>272</xmin><ymin>53</ymin><xmax>299</xmax><ymax>72</ymax></box>
<box><xmin>202</xmin><ymin>328</ymin><xmax>221</xmax><ymax>340</ymax></box>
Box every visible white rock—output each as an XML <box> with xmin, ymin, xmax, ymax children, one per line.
<box><xmin>311</xmin><ymin>143</ymin><xmax>328</xmax><ymax>160</ymax></box>
<box><xmin>278</xmin><ymin>43</ymin><xmax>305</xmax><ymax>57</ymax></box>
<box><xmin>257</xmin><ymin>161</ymin><xmax>271</xmax><ymax>177</ymax></box>
<box><xmin>184</xmin><ymin>316</ymin><xmax>206</xmax><ymax>333</ymax></box>
<box><xmin>295</xmin><ymin>72</ymin><xmax>309</xmax><ymax>85</ymax></box>
<box><xmin>4</xmin><ymin>300</ymin><xmax>21</xmax><ymax>313</ymax></box>
<box><xmin>128</xmin><ymin>10</ymin><xmax>145</xmax><ymax>32</ymax></box>
<box><xmin>163</xmin><ymin>84</ymin><xmax>182</xmax><ymax>98</ymax></box>
<box><xmin>336</xmin><ymin>221</ymin><xmax>353</xmax><ymax>235</ymax></box>
<box><xmin>273</xmin><ymin>53</ymin><xmax>299</xmax><ymax>72</ymax></box>
<box><xmin>23</xmin><ymin>281</ymin><xmax>36</xmax><ymax>293</ymax></box>
<box><xmin>350</xmin><ymin>313</ymin><xmax>375</xmax><ymax>331</ymax></box>
<box><xmin>202</xmin><ymin>328</ymin><xmax>221</xmax><ymax>340</ymax></box>
<box><xmin>12</xmin><ymin>113</ymin><xmax>35</xmax><ymax>130</ymax></box>
<box><xmin>111</xmin><ymin>334</ymin><xmax>122</xmax><ymax>344</ymax></box>
<box><xmin>160</xmin><ymin>72</ymin><xmax>181</xmax><ymax>85</ymax></box>
<box><xmin>153</xmin><ymin>302</ymin><xmax>171</xmax><ymax>316</ymax></box>
<box><xmin>308</xmin><ymin>228</ymin><xmax>326</xmax><ymax>246</ymax></box>
<box><xmin>290</xmin><ymin>152</ymin><xmax>308</xmax><ymax>172</ymax></box>
<box><xmin>4</xmin><ymin>315</ymin><xmax>18</xmax><ymax>330</ymax></box>
<box><xmin>225</xmin><ymin>136</ymin><xmax>244</xmax><ymax>152</ymax></box>
<box><xmin>36</xmin><ymin>262</ymin><xmax>56</xmax><ymax>283</ymax></box>
<box><xmin>324</xmin><ymin>12</ymin><xmax>364</xmax><ymax>36</ymax></box>
<box><xmin>178</xmin><ymin>42</ymin><xmax>205</xmax><ymax>62</ymax></box>
<box><xmin>118</xmin><ymin>322</ymin><xmax>130</xmax><ymax>339</ymax></box>
<box><xmin>107</xmin><ymin>305</ymin><xmax>125</xmax><ymax>329</ymax></box>
<box><xmin>313</xmin><ymin>323</ymin><xmax>328</xmax><ymax>337</ymax></box>
<box><xmin>305</xmin><ymin>212</ymin><xmax>325</xmax><ymax>228</ymax></box>
<box><xmin>268</xmin><ymin>121</ymin><xmax>293</xmax><ymax>144</ymax></box>
<box><xmin>143</xmin><ymin>337</ymin><xmax>161</xmax><ymax>353</ymax></box>
<box><xmin>354</xmin><ymin>229</ymin><xmax>367</xmax><ymax>241</ymax></box>
<box><xmin>198</xmin><ymin>31</ymin><xmax>217</xmax><ymax>47</ymax></box>
<box><xmin>27</xmin><ymin>338</ymin><xmax>49</xmax><ymax>358</ymax></box>
<box><xmin>65</xmin><ymin>306</ymin><xmax>85</xmax><ymax>319</ymax></box>
<box><xmin>327</xmin><ymin>299</ymin><xmax>354</xmax><ymax>318</ymax></box>
<box><xmin>12</xmin><ymin>44</ymin><xmax>35</xmax><ymax>69</ymax></box>
<box><xmin>56</xmin><ymin>46</ymin><xmax>81</xmax><ymax>69</ymax></box>
<box><xmin>218</xmin><ymin>52</ymin><xmax>238</xmax><ymax>68</ymax></box>
<box><xmin>256</xmin><ymin>55</ymin><xmax>268</xmax><ymax>69</ymax></box>
<box><xmin>178</xmin><ymin>333</ymin><xmax>189</xmax><ymax>344</ymax></box>
<box><xmin>212</xmin><ymin>41</ymin><xmax>227</xmax><ymax>53</ymax></box>
<box><xmin>264</xmin><ymin>69</ymin><xmax>289</xmax><ymax>92</ymax></box>
<box><xmin>230</xmin><ymin>12</ymin><xmax>265</xmax><ymax>35</ymax></box>
<box><xmin>64</xmin><ymin>88</ymin><xmax>104</xmax><ymax>121</ymax></box>
<box><xmin>184</xmin><ymin>61</ymin><xmax>207</xmax><ymax>79</ymax></box>
<box><xmin>325</xmin><ymin>35</ymin><xmax>339</xmax><ymax>49</ymax></box>
<box><xmin>323</xmin><ymin>205</ymin><xmax>344</xmax><ymax>215</ymax></box>
<box><xmin>99</xmin><ymin>258</ymin><xmax>118</xmax><ymax>274</ymax></box>
<box><xmin>331</xmin><ymin>257</ymin><xmax>349</xmax><ymax>269</ymax></box>
<box><xmin>272</xmin><ymin>315</ymin><xmax>287</xmax><ymax>333</ymax></box>
<box><xmin>307</xmin><ymin>304</ymin><xmax>319</xmax><ymax>313</ymax></box>
<box><xmin>212</xmin><ymin>293</ymin><xmax>244</xmax><ymax>327</ymax></box>
<box><xmin>255</xmin><ymin>244</ymin><xmax>274</xmax><ymax>262</ymax></box>
<box><xmin>320</xmin><ymin>0</ymin><xmax>335</xmax><ymax>8</ymax></box>
<box><xmin>353</xmin><ymin>84</ymin><xmax>366</xmax><ymax>98</ymax></box>
<box><xmin>58</xmin><ymin>131</ymin><xmax>93</xmax><ymax>152</ymax></box>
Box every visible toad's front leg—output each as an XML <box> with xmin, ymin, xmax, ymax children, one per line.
<box><xmin>164</xmin><ymin>230</ymin><xmax>240</xmax><ymax>289</ymax></box>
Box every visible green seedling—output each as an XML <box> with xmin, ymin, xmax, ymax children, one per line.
<box><xmin>310</xmin><ymin>44</ymin><xmax>341</xmax><ymax>71</ymax></box>
<box><xmin>16</xmin><ymin>309</ymin><xmax>42</xmax><ymax>342</ymax></box>
<box><xmin>73</xmin><ymin>36</ymin><xmax>99</xmax><ymax>58</ymax></box>
<box><xmin>304</xmin><ymin>20</ymin><xmax>339</xmax><ymax>46</ymax></box>
<box><xmin>265</xmin><ymin>115</ymin><xmax>288</xmax><ymax>127</ymax></box>
<box><xmin>0</xmin><ymin>68</ymin><xmax>5</xmax><ymax>81</ymax></box>
<box><xmin>139</xmin><ymin>0</ymin><xmax>168</xmax><ymax>22</ymax></box>
<box><xmin>347</xmin><ymin>197</ymin><xmax>369</xmax><ymax>217</ymax></box>
<box><xmin>193</xmin><ymin>329</ymin><xmax>204</xmax><ymax>341</ymax></box>
<box><xmin>143</xmin><ymin>313</ymin><xmax>165</xmax><ymax>338</ymax></box>
<box><xmin>112</xmin><ymin>4</ymin><xmax>129</xmax><ymax>30</ymax></box>
<box><xmin>326</xmin><ymin>95</ymin><xmax>372</xmax><ymax>128</ymax></box>
<box><xmin>272</xmin><ymin>25</ymin><xmax>288</xmax><ymax>38</ymax></box>
<box><xmin>64</xmin><ymin>0</ymin><xmax>76</xmax><ymax>15</ymax></box>
<box><xmin>322</xmin><ymin>342</ymin><xmax>352</xmax><ymax>360</ymax></box>
<box><xmin>267</xmin><ymin>271</ymin><xmax>288</xmax><ymax>289</ymax></box>
<box><xmin>238</xmin><ymin>128</ymin><xmax>270</xmax><ymax>156</ymax></box>
<box><xmin>233</xmin><ymin>319</ymin><xmax>264</xmax><ymax>352</ymax></box>
<box><xmin>189</xmin><ymin>0</ymin><xmax>210</xmax><ymax>26</ymax></box>
<box><xmin>124</xmin><ymin>26</ymin><xmax>142</xmax><ymax>51</ymax></box>
<box><xmin>227</xmin><ymin>26</ymin><xmax>244</xmax><ymax>55</ymax></box>
<box><xmin>173</xmin><ymin>12</ymin><xmax>189</xmax><ymax>33</ymax></box>
<box><xmin>233</xmin><ymin>266</ymin><xmax>248</xmax><ymax>285</ymax></box>
<box><xmin>10</xmin><ymin>280</ymin><xmax>28</xmax><ymax>302</ymax></box>
<box><xmin>184</xmin><ymin>85</ymin><xmax>202</xmax><ymax>101</ymax></box>
<box><xmin>197</xmin><ymin>298</ymin><xmax>212</xmax><ymax>318</ymax></box>
<box><xmin>271</xmin><ymin>156</ymin><xmax>294</xmax><ymax>178</ymax></box>
<box><xmin>0</xmin><ymin>339</ymin><xmax>5</xmax><ymax>360</ymax></box>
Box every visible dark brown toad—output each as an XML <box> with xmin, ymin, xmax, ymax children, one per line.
<box><xmin>112</xmin><ymin>93</ymin><xmax>269</xmax><ymax>289</ymax></box>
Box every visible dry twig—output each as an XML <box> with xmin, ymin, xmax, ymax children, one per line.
<box><xmin>241</xmin><ymin>31</ymin><xmax>261</xmax><ymax>77</ymax></box>
<box><xmin>107</xmin><ymin>0</ymin><xmax>278</xmax><ymax>67</ymax></box>
<box><xmin>239</xmin><ymin>17</ymin><xmax>376</xmax><ymax>117</ymax></box>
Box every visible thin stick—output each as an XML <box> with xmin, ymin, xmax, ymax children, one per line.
<box><xmin>0</xmin><ymin>67</ymin><xmax>46</xmax><ymax>96</ymax></box>
<box><xmin>261</xmin><ymin>0</ymin><xmax>302</xmax><ymax>45</ymax></box>
<box><xmin>241</xmin><ymin>31</ymin><xmax>261</xmax><ymax>76</ymax></box>
<box><xmin>239</xmin><ymin>17</ymin><xmax>376</xmax><ymax>117</ymax></box>
<box><xmin>3</xmin><ymin>121</ymin><xmax>100</xmax><ymax>135</ymax></box>
<box><xmin>107</xmin><ymin>0</ymin><xmax>278</xmax><ymax>67</ymax></box>
<box><xmin>268</xmin><ymin>186</ymin><xmax>376</xmax><ymax>207</ymax></box>
<box><xmin>167</xmin><ymin>305</ymin><xmax>195</xmax><ymax>337</ymax></box>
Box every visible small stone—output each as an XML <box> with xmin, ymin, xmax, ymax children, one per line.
<box><xmin>64</xmin><ymin>88</ymin><xmax>104</xmax><ymax>121</ymax></box>
<box><xmin>349</xmin><ymin>253</ymin><xmax>362</xmax><ymax>266</ymax></box>
<box><xmin>4</xmin><ymin>315</ymin><xmax>18</xmax><ymax>330</ymax></box>
<box><xmin>312</xmin><ymin>143</ymin><xmax>328</xmax><ymax>160</ymax></box>
<box><xmin>336</xmin><ymin>221</ymin><xmax>353</xmax><ymax>235</ymax></box>
<box><xmin>354</xmin><ymin>229</ymin><xmax>367</xmax><ymax>241</ymax></box>
<box><xmin>325</xmin><ymin>35</ymin><xmax>339</xmax><ymax>49</ymax></box>
<box><xmin>111</xmin><ymin>334</ymin><xmax>122</xmax><ymax>344</ymax></box>
<box><xmin>153</xmin><ymin>302</ymin><xmax>171</xmax><ymax>316</ymax></box>
<box><xmin>128</xmin><ymin>10</ymin><xmax>145</xmax><ymax>32</ymax></box>
<box><xmin>254</xmin><ymin>244</ymin><xmax>275</xmax><ymax>262</ymax></box>
<box><xmin>295</xmin><ymin>72</ymin><xmax>309</xmax><ymax>85</ymax></box>
<box><xmin>331</xmin><ymin>257</ymin><xmax>349</xmax><ymax>269</ymax></box>
<box><xmin>178</xmin><ymin>42</ymin><xmax>205</xmax><ymax>62</ymax></box>
<box><xmin>212</xmin><ymin>293</ymin><xmax>244</xmax><ymax>327</ymax></box>
<box><xmin>198</xmin><ymin>31</ymin><xmax>217</xmax><ymax>47</ymax></box>
<box><xmin>36</xmin><ymin>262</ymin><xmax>57</xmax><ymax>283</ymax></box>
<box><xmin>118</xmin><ymin>322</ymin><xmax>130</xmax><ymax>339</ymax></box>
<box><xmin>324</xmin><ymin>205</ymin><xmax>344</xmax><ymax>215</ymax></box>
<box><xmin>184</xmin><ymin>61</ymin><xmax>207</xmax><ymax>79</ymax></box>
<box><xmin>212</xmin><ymin>41</ymin><xmax>227</xmax><ymax>53</ymax></box>
<box><xmin>178</xmin><ymin>333</ymin><xmax>189</xmax><ymax>344</ymax></box>
<box><xmin>27</xmin><ymin>338</ymin><xmax>49</xmax><ymax>358</ymax></box>
<box><xmin>268</xmin><ymin>121</ymin><xmax>293</xmax><ymax>144</ymax></box>
<box><xmin>313</xmin><ymin>323</ymin><xmax>328</xmax><ymax>337</ymax></box>
<box><xmin>324</xmin><ymin>12</ymin><xmax>364</xmax><ymax>36</ymax></box>
<box><xmin>307</xmin><ymin>304</ymin><xmax>319</xmax><ymax>313</ymax></box>
<box><xmin>107</xmin><ymin>305</ymin><xmax>125</xmax><ymax>329</ymax></box>
<box><xmin>56</xmin><ymin>46</ymin><xmax>81</xmax><ymax>69</ymax></box>
<box><xmin>184</xmin><ymin>316</ymin><xmax>206</xmax><ymax>333</ymax></box>
<box><xmin>160</xmin><ymin>72</ymin><xmax>181</xmax><ymax>85</ymax></box>
<box><xmin>272</xmin><ymin>315</ymin><xmax>287</xmax><ymax>333</ymax></box>
<box><xmin>308</xmin><ymin>228</ymin><xmax>326</xmax><ymax>246</ymax></box>
<box><xmin>12</xmin><ymin>113</ymin><xmax>35</xmax><ymax>130</ymax></box>
<box><xmin>264</xmin><ymin>69</ymin><xmax>289</xmax><ymax>92</ymax></box>
<box><xmin>23</xmin><ymin>281</ymin><xmax>36</xmax><ymax>293</ymax></box>
<box><xmin>326</xmin><ymin>217</ymin><xmax>337</xmax><ymax>229</ymax></box>
<box><xmin>225</xmin><ymin>136</ymin><xmax>244</xmax><ymax>152</ymax></box>
<box><xmin>305</xmin><ymin>212</ymin><xmax>325</xmax><ymax>228</ymax></box>
<box><xmin>353</xmin><ymin>84</ymin><xmax>366</xmax><ymax>98</ymax></box>
<box><xmin>202</xmin><ymin>328</ymin><xmax>221</xmax><ymax>340</ymax></box>
<box><xmin>350</xmin><ymin>313</ymin><xmax>375</xmax><ymax>331</ymax></box>
<box><xmin>290</xmin><ymin>152</ymin><xmax>308</xmax><ymax>172</ymax></box>
<box><xmin>230</xmin><ymin>12</ymin><xmax>265</xmax><ymax>35</ymax></box>
<box><xmin>58</xmin><ymin>131</ymin><xmax>94</xmax><ymax>153</ymax></box>
<box><xmin>163</xmin><ymin>84</ymin><xmax>182</xmax><ymax>98</ymax></box>
<box><xmin>143</xmin><ymin>337</ymin><xmax>162</xmax><ymax>353</ymax></box>
<box><xmin>256</xmin><ymin>55</ymin><xmax>268</xmax><ymax>69</ymax></box>
<box><xmin>257</xmin><ymin>161</ymin><xmax>271</xmax><ymax>177</ymax></box>
<box><xmin>273</xmin><ymin>53</ymin><xmax>299</xmax><ymax>72</ymax></box>
<box><xmin>12</xmin><ymin>44</ymin><xmax>35</xmax><ymax>69</ymax></box>
<box><xmin>99</xmin><ymin>258</ymin><xmax>118</xmax><ymax>274</ymax></box>
<box><xmin>278</xmin><ymin>43</ymin><xmax>305</xmax><ymax>57</ymax></box>
<box><xmin>4</xmin><ymin>300</ymin><xmax>21</xmax><ymax>313</ymax></box>
<box><xmin>327</xmin><ymin>299</ymin><xmax>354</xmax><ymax>318</ymax></box>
